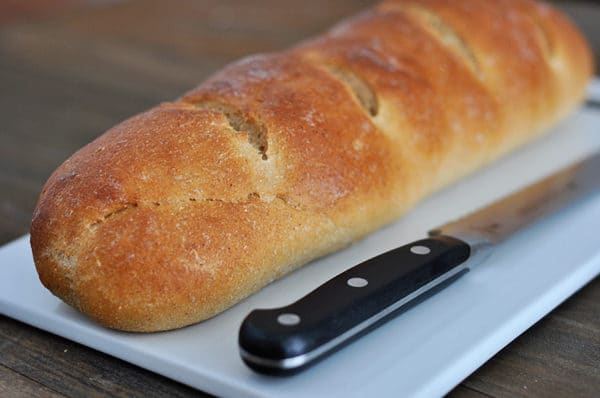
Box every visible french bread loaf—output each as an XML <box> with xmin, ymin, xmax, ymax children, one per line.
<box><xmin>30</xmin><ymin>0</ymin><xmax>592</xmax><ymax>332</ymax></box>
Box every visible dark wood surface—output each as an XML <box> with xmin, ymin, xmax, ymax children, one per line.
<box><xmin>1</xmin><ymin>1</ymin><xmax>598</xmax><ymax>396</ymax></box>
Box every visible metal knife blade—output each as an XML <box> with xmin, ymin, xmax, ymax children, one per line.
<box><xmin>431</xmin><ymin>152</ymin><xmax>600</xmax><ymax>247</ymax></box>
<box><xmin>238</xmin><ymin>152</ymin><xmax>600</xmax><ymax>375</ymax></box>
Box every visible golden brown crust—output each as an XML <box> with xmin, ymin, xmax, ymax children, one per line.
<box><xmin>30</xmin><ymin>0</ymin><xmax>592</xmax><ymax>331</ymax></box>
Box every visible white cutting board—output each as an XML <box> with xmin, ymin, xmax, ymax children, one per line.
<box><xmin>2</xmin><ymin>81</ymin><xmax>600</xmax><ymax>398</ymax></box>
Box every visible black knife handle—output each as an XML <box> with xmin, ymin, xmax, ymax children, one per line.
<box><xmin>238</xmin><ymin>235</ymin><xmax>471</xmax><ymax>375</ymax></box>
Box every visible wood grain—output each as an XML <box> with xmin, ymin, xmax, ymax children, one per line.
<box><xmin>0</xmin><ymin>364</ymin><xmax>63</xmax><ymax>398</ymax></box>
<box><xmin>0</xmin><ymin>0</ymin><xmax>598</xmax><ymax>396</ymax></box>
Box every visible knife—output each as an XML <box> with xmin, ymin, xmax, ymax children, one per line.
<box><xmin>238</xmin><ymin>151</ymin><xmax>600</xmax><ymax>375</ymax></box>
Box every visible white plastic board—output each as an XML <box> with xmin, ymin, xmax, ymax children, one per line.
<box><xmin>1</xmin><ymin>81</ymin><xmax>600</xmax><ymax>398</ymax></box>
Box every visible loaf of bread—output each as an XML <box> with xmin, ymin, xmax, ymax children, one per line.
<box><xmin>30</xmin><ymin>0</ymin><xmax>592</xmax><ymax>332</ymax></box>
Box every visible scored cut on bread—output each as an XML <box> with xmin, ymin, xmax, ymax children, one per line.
<box><xmin>30</xmin><ymin>0</ymin><xmax>593</xmax><ymax>332</ymax></box>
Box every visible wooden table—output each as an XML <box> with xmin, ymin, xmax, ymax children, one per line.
<box><xmin>1</xmin><ymin>1</ymin><xmax>598</xmax><ymax>396</ymax></box>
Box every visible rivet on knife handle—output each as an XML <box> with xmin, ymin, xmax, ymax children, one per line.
<box><xmin>238</xmin><ymin>235</ymin><xmax>471</xmax><ymax>374</ymax></box>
